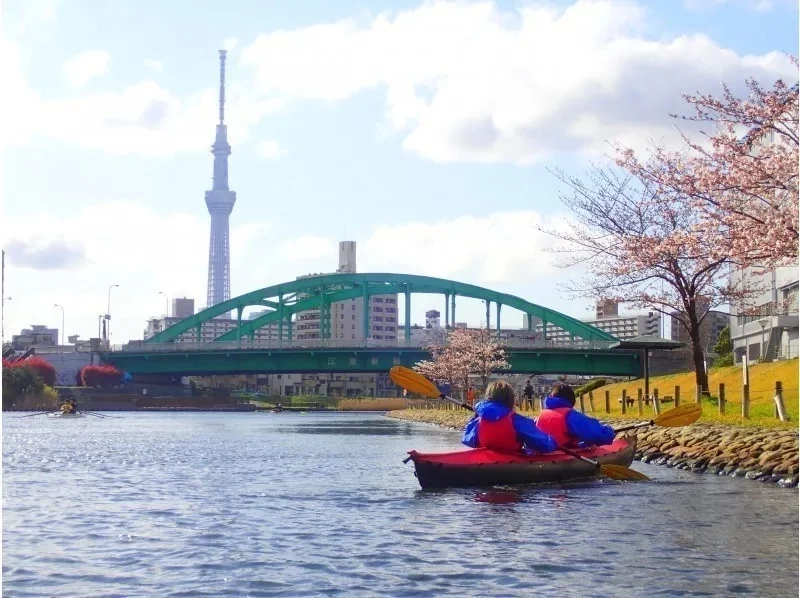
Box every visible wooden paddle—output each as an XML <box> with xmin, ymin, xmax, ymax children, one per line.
<box><xmin>613</xmin><ymin>404</ymin><xmax>702</xmax><ymax>434</ymax></box>
<box><xmin>19</xmin><ymin>411</ymin><xmax>52</xmax><ymax>418</ymax></box>
<box><xmin>389</xmin><ymin>366</ymin><xmax>649</xmax><ymax>482</ymax></box>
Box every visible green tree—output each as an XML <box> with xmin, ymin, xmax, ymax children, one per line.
<box><xmin>2</xmin><ymin>365</ymin><xmax>44</xmax><ymax>409</ymax></box>
<box><xmin>712</xmin><ymin>326</ymin><xmax>734</xmax><ymax>368</ymax></box>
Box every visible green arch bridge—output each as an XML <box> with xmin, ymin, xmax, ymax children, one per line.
<box><xmin>102</xmin><ymin>273</ymin><xmax>642</xmax><ymax>376</ymax></box>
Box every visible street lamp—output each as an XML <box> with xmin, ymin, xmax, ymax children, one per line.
<box><xmin>106</xmin><ymin>284</ymin><xmax>119</xmax><ymax>343</ymax></box>
<box><xmin>758</xmin><ymin>317</ymin><xmax>769</xmax><ymax>361</ymax></box>
<box><xmin>158</xmin><ymin>291</ymin><xmax>169</xmax><ymax>318</ymax></box>
<box><xmin>54</xmin><ymin>304</ymin><xmax>65</xmax><ymax>346</ymax></box>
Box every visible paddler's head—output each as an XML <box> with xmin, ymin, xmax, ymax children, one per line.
<box><xmin>550</xmin><ymin>382</ymin><xmax>576</xmax><ymax>406</ymax></box>
<box><xmin>485</xmin><ymin>380</ymin><xmax>516</xmax><ymax>409</ymax></box>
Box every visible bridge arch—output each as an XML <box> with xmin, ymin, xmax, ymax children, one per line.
<box><xmin>144</xmin><ymin>273</ymin><xmax>617</xmax><ymax>344</ymax></box>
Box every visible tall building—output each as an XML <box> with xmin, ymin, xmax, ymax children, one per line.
<box><xmin>595</xmin><ymin>299</ymin><xmax>619</xmax><ymax>320</ymax></box>
<box><xmin>296</xmin><ymin>242</ymin><xmax>399</xmax><ymax>341</ymax></box>
<box><xmin>205</xmin><ymin>50</ymin><xmax>236</xmax><ymax>313</ymax></box>
<box><xmin>172</xmin><ymin>297</ymin><xmax>195</xmax><ymax>319</ymax></box>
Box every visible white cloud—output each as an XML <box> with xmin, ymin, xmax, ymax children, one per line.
<box><xmin>684</xmin><ymin>0</ymin><xmax>796</xmax><ymax>10</ymax></box>
<box><xmin>256</xmin><ymin>139</ymin><xmax>286</xmax><ymax>159</ymax></box>
<box><xmin>2</xmin><ymin>199</ymin><xmax>274</xmax><ymax>344</ymax></box>
<box><xmin>144</xmin><ymin>59</ymin><xmax>165</xmax><ymax>72</ymax></box>
<box><xmin>240</xmin><ymin>0</ymin><xmax>796</xmax><ymax>163</ymax></box>
<box><xmin>223</xmin><ymin>37</ymin><xmax>239</xmax><ymax>52</ymax></box>
<box><xmin>360</xmin><ymin>211</ymin><xmax>570</xmax><ymax>283</ymax></box>
<box><xmin>2</xmin><ymin>36</ymin><xmax>284</xmax><ymax>156</ymax></box>
<box><xmin>63</xmin><ymin>49</ymin><xmax>111</xmax><ymax>88</ymax></box>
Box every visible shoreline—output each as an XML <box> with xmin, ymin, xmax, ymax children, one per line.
<box><xmin>386</xmin><ymin>409</ymin><xmax>799</xmax><ymax>488</ymax></box>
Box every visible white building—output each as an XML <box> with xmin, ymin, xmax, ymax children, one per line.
<box><xmin>11</xmin><ymin>325</ymin><xmax>59</xmax><ymax>349</ymax></box>
<box><xmin>143</xmin><ymin>315</ymin><xmax>280</xmax><ymax>342</ymax></box>
<box><xmin>534</xmin><ymin>312</ymin><xmax>660</xmax><ymax>343</ymax></box>
<box><xmin>729</xmin><ymin>264</ymin><xmax>799</xmax><ymax>363</ymax></box>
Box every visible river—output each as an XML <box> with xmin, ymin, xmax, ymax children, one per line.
<box><xmin>3</xmin><ymin>412</ymin><xmax>797</xmax><ymax>596</ymax></box>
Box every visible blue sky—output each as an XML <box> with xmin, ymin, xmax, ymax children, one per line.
<box><xmin>2</xmin><ymin>0</ymin><xmax>797</xmax><ymax>344</ymax></box>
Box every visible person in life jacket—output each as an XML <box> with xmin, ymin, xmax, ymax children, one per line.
<box><xmin>536</xmin><ymin>383</ymin><xmax>615</xmax><ymax>448</ymax></box>
<box><xmin>462</xmin><ymin>380</ymin><xmax>557</xmax><ymax>454</ymax></box>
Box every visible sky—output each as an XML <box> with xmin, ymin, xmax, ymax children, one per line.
<box><xmin>1</xmin><ymin>0</ymin><xmax>797</xmax><ymax>345</ymax></box>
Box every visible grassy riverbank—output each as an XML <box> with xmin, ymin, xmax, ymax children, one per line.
<box><xmin>591</xmin><ymin>359</ymin><xmax>798</xmax><ymax>427</ymax></box>
<box><xmin>386</xmin><ymin>409</ymin><xmax>799</xmax><ymax>488</ymax></box>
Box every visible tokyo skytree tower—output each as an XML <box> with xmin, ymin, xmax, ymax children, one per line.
<box><xmin>205</xmin><ymin>49</ymin><xmax>236</xmax><ymax>313</ymax></box>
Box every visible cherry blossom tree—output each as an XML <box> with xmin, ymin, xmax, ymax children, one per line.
<box><xmin>414</xmin><ymin>328</ymin><xmax>509</xmax><ymax>398</ymax></box>
<box><xmin>547</xmin><ymin>163</ymin><xmax>761</xmax><ymax>393</ymax></box>
<box><xmin>616</xmin><ymin>63</ymin><xmax>798</xmax><ymax>267</ymax></box>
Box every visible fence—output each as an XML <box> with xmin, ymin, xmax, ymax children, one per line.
<box><xmin>403</xmin><ymin>381</ymin><xmax>795</xmax><ymax>423</ymax></box>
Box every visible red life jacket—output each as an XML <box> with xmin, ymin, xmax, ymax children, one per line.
<box><xmin>477</xmin><ymin>412</ymin><xmax>523</xmax><ymax>452</ymax></box>
<box><xmin>536</xmin><ymin>407</ymin><xmax>575</xmax><ymax>448</ymax></box>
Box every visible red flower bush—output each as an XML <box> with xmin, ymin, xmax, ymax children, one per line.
<box><xmin>3</xmin><ymin>357</ymin><xmax>57</xmax><ymax>386</ymax></box>
<box><xmin>18</xmin><ymin>357</ymin><xmax>57</xmax><ymax>386</ymax></box>
<box><xmin>80</xmin><ymin>365</ymin><xmax>123</xmax><ymax>388</ymax></box>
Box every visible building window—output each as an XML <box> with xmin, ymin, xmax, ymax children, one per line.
<box><xmin>351</xmin><ymin>304</ymin><xmax>355</xmax><ymax>310</ymax></box>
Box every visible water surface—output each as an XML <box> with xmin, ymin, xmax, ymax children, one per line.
<box><xmin>3</xmin><ymin>412</ymin><xmax>798</xmax><ymax>596</ymax></box>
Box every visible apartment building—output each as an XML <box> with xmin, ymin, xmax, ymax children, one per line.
<box><xmin>296</xmin><ymin>241</ymin><xmax>399</xmax><ymax>341</ymax></box>
<box><xmin>143</xmin><ymin>313</ymin><xmax>279</xmax><ymax>343</ymax></box>
<box><xmin>535</xmin><ymin>311</ymin><xmax>660</xmax><ymax>343</ymax></box>
<box><xmin>729</xmin><ymin>264</ymin><xmax>799</xmax><ymax>363</ymax></box>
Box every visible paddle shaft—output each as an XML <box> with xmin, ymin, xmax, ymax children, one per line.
<box><xmin>613</xmin><ymin>420</ymin><xmax>654</xmax><ymax>434</ymax></box>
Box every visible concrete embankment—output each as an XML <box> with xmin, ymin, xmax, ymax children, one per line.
<box><xmin>386</xmin><ymin>410</ymin><xmax>799</xmax><ymax>488</ymax></box>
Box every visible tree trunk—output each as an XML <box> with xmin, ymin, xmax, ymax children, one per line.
<box><xmin>687</xmin><ymin>313</ymin><xmax>709</xmax><ymax>393</ymax></box>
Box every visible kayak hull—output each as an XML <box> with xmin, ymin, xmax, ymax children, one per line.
<box><xmin>408</xmin><ymin>437</ymin><xmax>637</xmax><ymax>489</ymax></box>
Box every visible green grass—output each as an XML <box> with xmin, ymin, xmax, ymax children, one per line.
<box><xmin>521</xmin><ymin>359</ymin><xmax>799</xmax><ymax>429</ymax></box>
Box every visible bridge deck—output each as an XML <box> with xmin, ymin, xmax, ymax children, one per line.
<box><xmin>103</xmin><ymin>345</ymin><xmax>642</xmax><ymax>377</ymax></box>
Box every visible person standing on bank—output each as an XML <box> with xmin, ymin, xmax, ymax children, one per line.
<box><xmin>523</xmin><ymin>379</ymin><xmax>534</xmax><ymax>409</ymax></box>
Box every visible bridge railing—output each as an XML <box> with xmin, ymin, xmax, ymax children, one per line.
<box><xmin>115</xmin><ymin>338</ymin><xmax>619</xmax><ymax>353</ymax></box>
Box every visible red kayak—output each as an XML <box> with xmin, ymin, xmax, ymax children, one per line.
<box><xmin>406</xmin><ymin>437</ymin><xmax>637</xmax><ymax>489</ymax></box>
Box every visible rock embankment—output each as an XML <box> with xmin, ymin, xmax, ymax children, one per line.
<box><xmin>386</xmin><ymin>410</ymin><xmax>799</xmax><ymax>488</ymax></box>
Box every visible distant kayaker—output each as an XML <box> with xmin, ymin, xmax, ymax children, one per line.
<box><xmin>462</xmin><ymin>380</ymin><xmax>557</xmax><ymax>454</ymax></box>
<box><xmin>535</xmin><ymin>383</ymin><xmax>615</xmax><ymax>448</ymax></box>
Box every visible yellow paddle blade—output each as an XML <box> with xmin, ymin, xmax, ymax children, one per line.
<box><xmin>653</xmin><ymin>403</ymin><xmax>702</xmax><ymax>428</ymax></box>
<box><xmin>600</xmin><ymin>464</ymin><xmax>650</xmax><ymax>481</ymax></box>
<box><xmin>389</xmin><ymin>366</ymin><xmax>441</xmax><ymax>398</ymax></box>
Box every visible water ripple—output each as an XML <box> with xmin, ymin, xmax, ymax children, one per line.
<box><xmin>3</xmin><ymin>412</ymin><xmax>798</xmax><ymax>596</ymax></box>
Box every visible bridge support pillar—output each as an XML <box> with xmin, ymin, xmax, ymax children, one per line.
<box><xmin>236</xmin><ymin>306</ymin><xmax>244</xmax><ymax>345</ymax></box>
<box><xmin>287</xmin><ymin>315</ymin><xmax>292</xmax><ymax>341</ymax></box>
<box><xmin>362</xmin><ymin>284</ymin><xmax>369</xmax><ymax>340</ymax></box>
<box><xmin>196</xmin><ymin>323</ymin><xmax>202</xmax><ymax>343</ymax></box>
<box><xmin>451</xmin><ymin>294</ymin><xmax>456</xmax><ymax>326</ymax></box>
<box><xmin>527</xmin><ymin>313</ymin><xmax>533</xmax><ymax>331</ymax></box>
<box><xmin>485</xmin><ymin>301</ymin><xmax>491</xmax><ymax>331</ymax></box>
<box><xmin>320</xmin><ymin>286</ymin><xmax>327</xmax><ymax>341</ymax></box>
<box><xmin>444</xmin><ymin>293</ymin><xmax>450</xmax><ymax>328</ymax></box>
<box><xmin>542</xmin><ymin>320</ymin><xmax>548</xmax><ymax>342</ymax></box>
<box><xmin>496</xmin><ymin>303</ymin><xmax>502</xmax><ymax>339</ymax></box>
<box><xmin>404</xmin><ymin>285</ymin><xmax>411</xmax><ymax>343</ymax></box>
<box><xmin>278</xmin><ymin>295</ymin><xmax>284</xmax><ymax>343</ymax></box>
